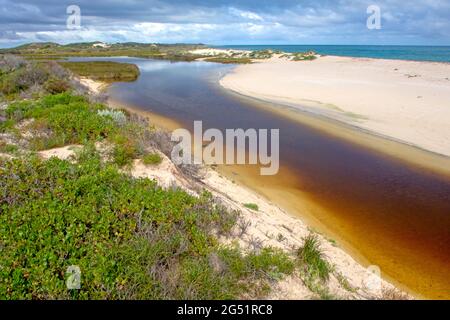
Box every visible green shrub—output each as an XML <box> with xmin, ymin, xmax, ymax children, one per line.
<box><xmin>142</xmin><ymin>152</ymin><xmax>163</xmax><ymax>166</ymax></box>
<box><xmin>39</xmin><ymin>92</ymin><xmax>87</xmax><ymax>109</ymax></box>
<box><xmin>97</xmin><ymin>109</ymin><xmax>127</xmax><ymax>126</ymax></box>
<box><xmin>6</xmin><ymin>93</ymin><xmax>87</xmax><ymax>121</ymax></box>
<box><xmin>292</xmin><ymin>52</ymin><xmax>317</xmax><ymax>61</ymax></box>
<box><xmin>5</xmin><ymin>100</ymin><xmax>35</xmax><ymax>121</ymax></box>
<box><xmin>111</xmin><ymin>134</ymin><xmax>138</xmax><ymax>167</ymax></box>
<box><xmin>0</xmin><ymin>157</ymin><xmax>293</xmax><ymax>299</ymax></box>
<box><xmin>44</xmin><ymin>103</ymin><xmax>114</xmax><ymax>143</ymax></box>
<box><xmin>5</xmin><ymin>93</ymin><xmax>116</xmax><ymax>150</ymax></box>
<box><xmin>0</xmin><ymin>62</ymin><xmax>48</xmax><ymax>96</ymax></box>
<box><xmin>244</xmin><ymin>203</ymin><xmax>259</xmax><ymax>211</ymax></box>
<box><xmin>297</xmin><ymin>233</ymin><xmax>331</xmax><ymax>282</ymax></box>
<box><xmin>0</xmin><ymin>119</ymin><xmax>16</xmax><ymax>133</ymax></box>
<box><xmin>204</xmin><ymin>57</ymin><xmax>253</xmax><ymax>64</ymax></box>
<box><xmin>44</xmin><ymin>78</ymin><xmax>70</xmax><ymax>94</ymax></box>
<box><xmin>0</xmin><ymin>143</ymin><xmax>18</xmax><ymax>154</ymax></box>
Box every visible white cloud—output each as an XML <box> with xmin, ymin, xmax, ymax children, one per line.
<box><xmin>229</xmin><ymin>7</ymin><xmax>263</xmax><ymax>21</ymax></box>
<box><xmin>1</xmin><ymin>0</ymin><xmax>450</xmax><ymax>47</ymax></box>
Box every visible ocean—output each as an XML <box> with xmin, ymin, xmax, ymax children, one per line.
<box><xmin>215</xmin><ymin>45</ymin><xmax>450</xmax><ymax>63</ymax></box>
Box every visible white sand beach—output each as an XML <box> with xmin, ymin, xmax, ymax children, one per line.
<box><xmin>220</xmin><ymin>55</ymin><xmax>450</xmax><ymax>158</ymax></box>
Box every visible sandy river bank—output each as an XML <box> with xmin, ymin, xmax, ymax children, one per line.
<box><xmin>220</xmin><ymin>55</ymin><xmax>450</xmax><ymax>159</ymax></box>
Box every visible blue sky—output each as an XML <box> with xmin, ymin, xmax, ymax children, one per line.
<box><xmin>1</xmin><ymin>0</ymin><xmax>449</xmax><ymax>47</ymax></box>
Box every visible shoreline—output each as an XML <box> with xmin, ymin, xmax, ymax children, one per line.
<box><xmin>80</xmin><ymin>77</ymin><xmax>413</xmax><ymax>299</ymax></box>
<box><xmin>212</xmin><ymin>46</ymin><xmax>450</xmax><ymax>64</ymax></box>
<box><xmin>220</xmin><ymin>55</ymin><xmax>450</xmax><ymax>161</ymax></box>
<box><xmin>221</xmin><ymin>84</ymin><xmax>450</xmax><ymax>180</ymax></box>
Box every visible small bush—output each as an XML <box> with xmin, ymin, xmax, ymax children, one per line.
<box><xmin>111</xmin><ymin>134</ymin><xmax>138</xmax><ymax>166</ymax></box>
<box><xmin>0</xmin><ymin>55</ymin><xmax>26</xmax><ymax>73</ymax></box>
<box><xmin>5</xmin><ymin>93</ymin><xmax>116</xmax><ymax>150</ymax></box>
<box><xmin>98</xmin><ymin>109</ymin><xmax>127</xmax><ymax>126</ymax></box>
<box><xmin>297</xmin><ymin>233</ymin><xmax>331</xmax><ymax>282</ymax></box>
<box><xmin>380</xmin><ymin>287</ymin><xmax>410</xmax><ymax>300</ymax></box>
<box><xmin>0</xmin><ymin>142</ymin><xmax>18</xmax><ymax>154</ymax></box>
<box><xmin>44</xmin><ymin>78</ymin><xmax>70</xmax><ymax>94</ymax></box>
<box><xmin>0</xmin><ymin>119</ymin><xmax>15</xmax><ymax>133</ymax></box>
<box><xmin>244</xmin><ymin>203</ymin><xmax>259</xmax><ymax>211</ymax></box>
<box><xmin>291</xmin><ymin>52</ymin><xmax>317</xmax><ymax>61</ymax></box>
<box><xmin>142</xmin><ymin>152</ymin><xmax>163</xmax><ymax>166</ymax></box>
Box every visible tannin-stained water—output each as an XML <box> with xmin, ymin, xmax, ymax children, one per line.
<box><xmin>71</xmin><ymin>57</ymin><xmax>450</xmax><ymax>298</ymax></box>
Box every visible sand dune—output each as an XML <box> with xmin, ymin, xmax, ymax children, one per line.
<box><xmin>220</xmin><ymin>55</ymin><xmax>450</xmax><ymax>157</ymax></box>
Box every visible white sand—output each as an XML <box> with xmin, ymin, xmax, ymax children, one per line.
<box><xmin>221</xmin><ymin>56</ymin><xmax>450</xmax><ymax>157</ymax></box>
<box><xmin>38</xmin><ymin>145</ymin><xmax>83</xmax><ymax>161</ymax></box>
<box><xmin>78</xmin><ymin>77</ymin><xmax>108</xmax><ymax>94</ymax></box>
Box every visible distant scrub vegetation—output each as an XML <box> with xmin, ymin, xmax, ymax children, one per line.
<box><xmin>204</xmin><ymin>57</ymin><xmax>253</xmax><ymax>64</ymax></box>
<box><xmin>0</xmin><ymin>42</ymin><xmax>205</xmax><ymax>63</ymax></box>
<box><xmin>59</xmin><ymin>61</ymin><xmax>140</xmax><ymax>82</ymax></box>
<box><xmin>0</xmin><ymin>55</ymin><xmax>73</xmax><ymax>100</ymax></box>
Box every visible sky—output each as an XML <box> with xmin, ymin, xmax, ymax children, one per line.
<box><xmin>1</xmin><ymin>0</ymin><xmax>450</xmax><ymax>48</ymax></box>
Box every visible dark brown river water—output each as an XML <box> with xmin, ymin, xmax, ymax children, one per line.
<box><xmin>72</xmin><ymin>57</ymin><xmax>450</xmax><ymax>298</ymax></box>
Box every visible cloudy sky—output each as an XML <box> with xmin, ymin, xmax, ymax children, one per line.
<box><xmin>1</xmin><ymin>0</ymin><xmax>449</xmax><ymax>47</ymax></box>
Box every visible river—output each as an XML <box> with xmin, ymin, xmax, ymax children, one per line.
<box><xmin>71</xmin><ymin>57</ymin><xmax>450</xmax><ymax>299</ymax></box>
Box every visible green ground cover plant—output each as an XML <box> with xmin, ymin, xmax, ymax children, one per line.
<box><xmin>0</xmin><ymin>59</ymin><xmax>296</xmax><ymax>298</ymax></box>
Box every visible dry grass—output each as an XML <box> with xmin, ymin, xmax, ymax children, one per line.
<box><xmin>380</xmin><ymin>287</ymin><xmax>410</xmax><ymax>300</ymax></box>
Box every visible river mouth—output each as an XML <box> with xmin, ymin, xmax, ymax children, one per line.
<box><xmin>72</xmin><ymin>56</ymin><xmax>450</xmax><ymax>299</ymax></box>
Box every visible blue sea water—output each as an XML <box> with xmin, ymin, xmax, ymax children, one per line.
<box><xmin>214</xmin><ymin>45</ymin><xmax>450</xmax><ymax>63</ymax></box>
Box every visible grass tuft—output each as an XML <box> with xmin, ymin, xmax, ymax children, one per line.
<box><xmin>297</xmin><ymin>233</ymin><xmax>331</xmax><ymax>282</ymax></box>
<box><xmin>142</xmin><ymin>152</ymin><xmax>163</xmax><ymax>166</ymax></box>
<box><xmin>244</xmin><ymin>203</ymin><xmax>259</xmax><ymax>211</ymax></box>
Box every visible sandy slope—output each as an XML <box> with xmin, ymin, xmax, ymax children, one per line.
<box><xmin>78</xmin><ymin>77</ymin><xmax>108</xmax><ymax>94</ymax></box>
<box><xmin>220</xmin><ymin>55</ymin><xmax>450</xmax><ymax>157</ymax></box>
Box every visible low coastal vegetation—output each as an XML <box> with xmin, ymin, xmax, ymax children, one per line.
<box><xmin>0</xmin><ymin>154</ymin><xmax>295</xmax><ymax>299</ymax></box>
<box><xmin>0</xmin><ymin>42</ymin><xmax>319</xmax><ymax>66</ymax></box>
<box><xmin>59</xmin><ymin>61</ymin><xmax>140</xmax><ymax>82</ymax></box>
<box><xmin>0</xmin><ymin>54</ymin><xmax>299</xmax><ymax>299</ymax></box>
<box><xmin>247</xmin><ymin>50</ymin><xmax>276</xmax><ymax>59</ymax></box>
<box><xmin>0</xmin><ymin>42</ymin><xmax>205</xmax><ymax>63</ymax></box>
<box><xmin>204</xmin><ymin>57</ymin><xmax>253</xmax><ymax>64</ymax></box>
<box><xmin>296</xmin><ymin>233</ymin><xmax>334</xmax><ymax>299</ymax></box>
<box><xmin>0</xmin><ymin>55</ymin><xmax>74</xmax><ymax>100</ymax></box>
<box><xmin>281</xmin><ymin>51</ymin><xmax>318</xmax><ymax>61</ymax></box>
<box><xmin>142</xmin><ymin>152</ymin><xmax>163</xmax><ymax>166</ymax></box>
<box><xmin>244</xmin><ymin>203</ymin><xmax>259</xmax><ymax>211</ymax></box>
